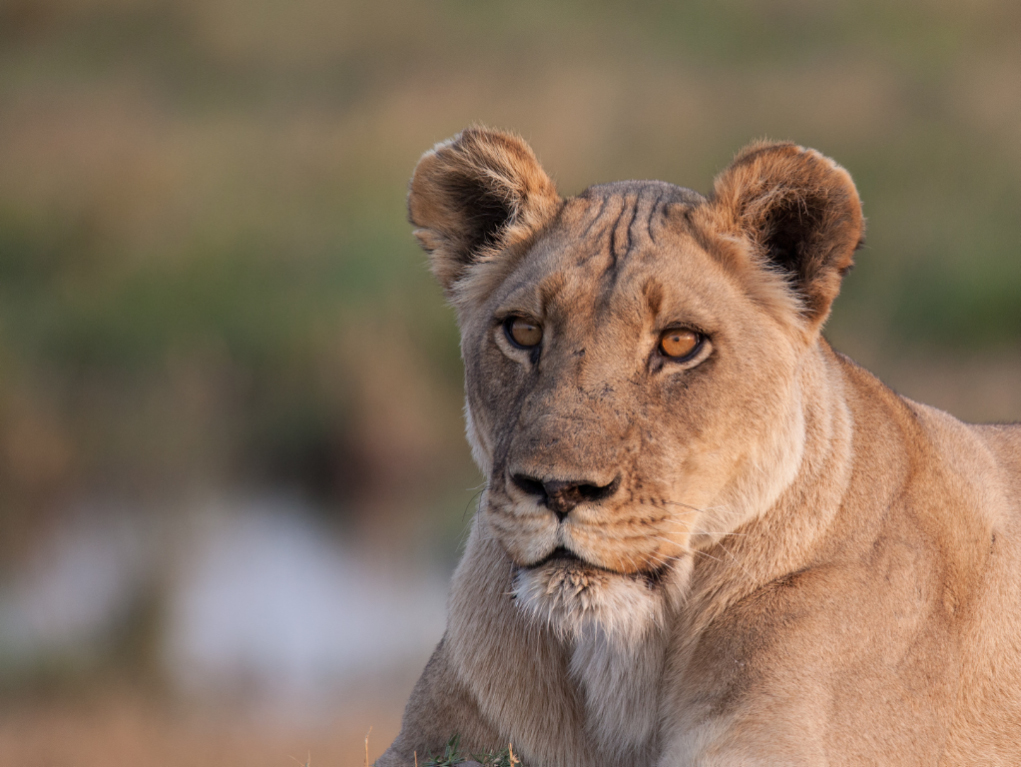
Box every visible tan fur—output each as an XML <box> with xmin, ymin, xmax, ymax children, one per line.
<box><xmin>378</xmin><ymin>128</ymin><xmax>1021</xmax><ymax>767</ymax></box>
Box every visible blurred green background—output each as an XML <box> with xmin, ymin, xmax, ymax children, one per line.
<box><xmin>0</xmin><ymin>0</ymin><xmax>1018</xmax><ymax>763</ymax></box>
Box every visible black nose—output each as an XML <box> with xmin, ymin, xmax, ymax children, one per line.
<box><xmin>510</xmin><ymin>474</ymin><xmax>620</xmax><ymax>520</ymax></box>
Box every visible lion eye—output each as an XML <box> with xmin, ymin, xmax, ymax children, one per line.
<box><xmin>659</xmin><ymin>329</ymin><xmax>700</xmax><ymax>360</ymax></box>
<box><xmin>505</xmin><ymin>317</ymin><xmax>543</xmax><ymax>349</ymax></box>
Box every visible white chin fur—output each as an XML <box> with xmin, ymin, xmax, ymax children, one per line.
<box><xmin>512</xmin><ymin>561</ymin><xmax>666</xmax><ymax>647</ymax></box>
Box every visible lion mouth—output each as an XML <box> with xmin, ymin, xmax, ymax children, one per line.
<box><xmin>528</xmin><ymin>545</ymin><xmax>584</xmax><ymax>568</ymax></box>
<box><xmin>525</xmin><ymin>545</ymin><xmax>670</xmax><ymax>588</ymax></box>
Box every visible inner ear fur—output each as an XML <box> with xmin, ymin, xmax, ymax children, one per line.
<box><xmin>703</xmin><ymin>141</ymin><xmax>865</xmax><ymax>325</ymax></box>
<box><xmin>408</xmin><ymin>127</ymin><xmax>562</xmax><ymax>295</ymax></box>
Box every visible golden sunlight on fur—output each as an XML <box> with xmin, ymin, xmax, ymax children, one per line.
<box><xmin>378</xmin><ymin>128</ymin><xmax>1021</xmax><ymax>767</ymax></box>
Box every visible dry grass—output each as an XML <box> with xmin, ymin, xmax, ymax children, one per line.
<box><xmin>0</xmin><ymin>691</ymin><xmax>401</xmax><ymax>767</ymax></box>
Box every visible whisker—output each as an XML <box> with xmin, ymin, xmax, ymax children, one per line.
<box><xmin>660</xmin><ymin>500</ymin><xmax>725</xmax><ymax>514</ymax></box>
<box><xmin>710</xmin><ymin>540</ymin><xmax>755</xmax><ymax>580</ymax></box>
<box><xmin>654</xmin><ymin>525</ymin><xmax>751</xmax><ymax>536</ymax></box>
<box><xmin>462</xmin><ymin>486</ymin><xmax>486</xmax><ymax>522</ymax></box>
<box><xmin>655</xmin><ymin>526</ymin><xmax>751</xmax><ymax>540</ymax></box>
<box><xmin>636</xmin><ymin>547</ymin><xmax>672</xmax><ymax>566</ymax></box>
<box><xmin>690</xmin><ymin>549</ymin><xmax>729</xmax><ymax>568</ymax></box>
<box><xmin>647</xmin><ymin>535</ymin><xmax>682</xmax><ymax>548</ymax></box>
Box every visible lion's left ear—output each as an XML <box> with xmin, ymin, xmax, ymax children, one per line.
<box><xmin>705</xmin><ymin>141</ymin><xmax>865</xmax><ymax>327</ymax></box>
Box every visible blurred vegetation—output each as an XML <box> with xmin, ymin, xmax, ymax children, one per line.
<box><xmin>0</xmin><ymin>0</ymin><xmax>1019</xmax><ymax>563</ymax></box>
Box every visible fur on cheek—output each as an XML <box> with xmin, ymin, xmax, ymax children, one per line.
<box><xmin>511</xmin><ymin>563</ymin><xmax>668</xmax><ymax>648</ymax></box>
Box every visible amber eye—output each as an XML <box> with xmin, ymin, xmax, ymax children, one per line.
<box><xmin>659</xmin><ymin>328</ymin><xmax>701</xmax><ymax>360</ymax></box>
<box><xmin>505</xmin><ymin>317</ymin><xmax>543</xmax><ymax>349</ymax></box>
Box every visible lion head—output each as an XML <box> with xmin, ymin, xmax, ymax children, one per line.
<box><xmin>408</xmin><ymin>128</ymin><xmax>863</xmax><ymax>647</ymax></box>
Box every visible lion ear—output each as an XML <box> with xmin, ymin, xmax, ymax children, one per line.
<box><xmin>707</xmin><ymin>141</ymin><xmax>865</xmax><ymax>326</ymax></box>
<box><xmin>408</xmin><ymin>127</ymin><xmax>561</xmax><ymax>295</ymax></box>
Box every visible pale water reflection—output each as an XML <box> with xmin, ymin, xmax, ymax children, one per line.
<box><xmin>0</xmin><ymin>496</ymin><xmax>448</xmax><ymax>713</ymax></box>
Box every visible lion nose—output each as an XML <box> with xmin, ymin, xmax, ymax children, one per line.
<box><xmin>510</xmin><ymin>474</ymin><xmax>621</xmax><ymax>521</ymax></box>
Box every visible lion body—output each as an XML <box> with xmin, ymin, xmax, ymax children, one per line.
<box><xmin>378</xmin><ymin>130</ymin><xmax>1021</xmax><ymax>766</ymax></box>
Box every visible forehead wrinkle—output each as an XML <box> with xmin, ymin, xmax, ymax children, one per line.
<box><xmin>539</xmin><ymin>270</ymin><xmax>570</xmax><ymax>315</ymax></box>
<box><xmin>609</xmin><ymin>192</ymin><xmax>640</xmax><ymax>273</ymax></box>
<box><xmin>585</xmin><ymin>267</ymin><xmax>645</xmax><ymax>340</ymax></box>
<box><xmin>605</xmin><ymin>232</ymin><xmax>724</xmax><ymax>333</ymax></box>
<box><xmin>643</xmin><ymin>279</ymin><xmax>664</xmax><ymax>319</ymax></box>
<box><xmin>518</xmin><ymin>189</ymin><xmax>711</xmax><ymax>331</ymax></box>
<box><xmin>559</xmin><ymin>195</ymin><xmax>625</xmax><ymax>271</ymax></box>
<box><xmin>591</xmin><ymin>196</ymin><xmax>626</xmax><ymax>268</ymax></box>
<box><xmin>523</xmin><ymin>197</ymin><xmax>614</xmax><ymax>281</ymax></box>
<box><xmin>575</xmin><ymin>194</ymin><xmax>611</xmax><ymax>242</ymax></box>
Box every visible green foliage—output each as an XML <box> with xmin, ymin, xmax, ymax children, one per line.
<box><xmin>420</xmin><ymin>734</ymin><xmax>526</xmax><ymax>767</ymax></box>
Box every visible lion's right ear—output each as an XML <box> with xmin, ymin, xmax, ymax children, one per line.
<box><xmin>700</xmin><ymin>141</ymin><xmax>865</xmax><ymax>329</ymax></box>
<box><xmin>408</xmin><ymin>127</ymin><xmax>561</xmax><ymax>295</ymax></box>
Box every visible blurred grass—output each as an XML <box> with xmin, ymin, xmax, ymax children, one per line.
<box><xmin>0</xmin><ymin>0</ymin><xmax>1018</xmax><ymax>592</ymax></box>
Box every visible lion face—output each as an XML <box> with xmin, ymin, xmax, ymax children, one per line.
<box><xmin>465</xmin><ymin>185</ymin><xmax>812</xmax><ymax>642</ymax></box>
<box><xmin>408</xmin><ymin>130</ymin><xmax>863</xmax><ymax>643</ymax></box>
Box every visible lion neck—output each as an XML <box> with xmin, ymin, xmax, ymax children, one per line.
<box><xmin>683</xmin><ymin>338</ymin><xmax>856</xmax><ymax>632</ymax></box>
<box><xmin>569</xmin><ymin>621</ymin><xmax>669</xmax><ymax>766</ymax></box>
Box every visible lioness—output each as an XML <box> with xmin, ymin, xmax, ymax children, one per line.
<box><xmin>378</xmin><ymin>128</ymin><xmax>1021</xmax><ymax>766</ymax></box>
